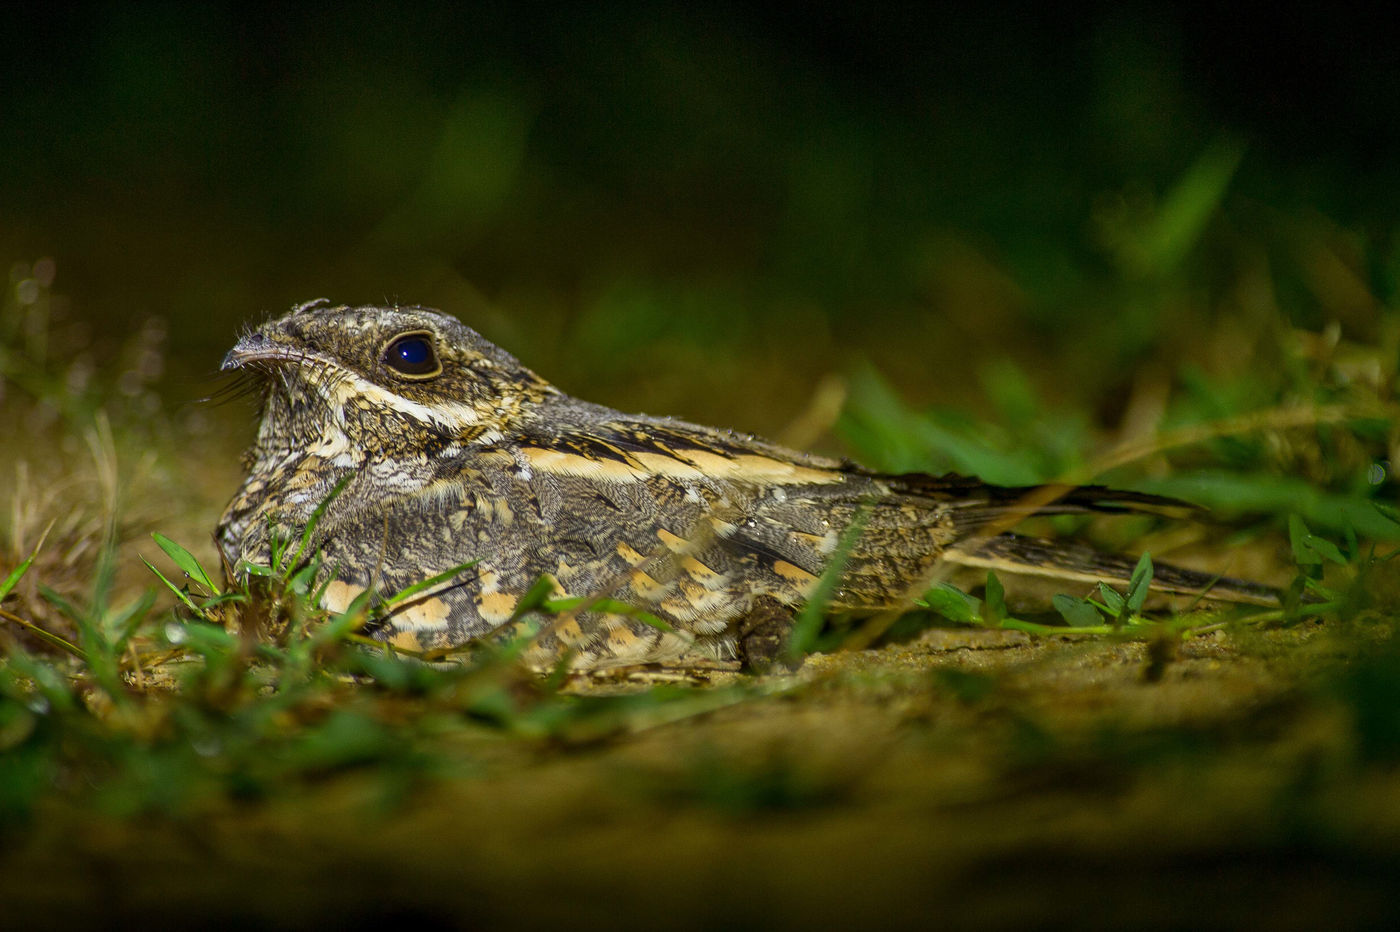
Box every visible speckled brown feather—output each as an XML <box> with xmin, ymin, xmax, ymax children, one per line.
<box><xmin>217</xmin><ymin>301</ymin><xmax>1274</xmax><ymax>671</ymax></box>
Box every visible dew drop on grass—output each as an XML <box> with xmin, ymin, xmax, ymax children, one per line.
<box><xmin>164</xmin><ymin>622</ymin><xmax>188</xmax><ymax>645</ymax></box>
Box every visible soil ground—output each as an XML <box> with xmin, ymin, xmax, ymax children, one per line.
<box><xmin>6</xmin><ymin>622</ymin><xmax>1398</xmax><ymax>930</ymax></box>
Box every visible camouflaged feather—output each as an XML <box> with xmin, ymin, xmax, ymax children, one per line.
<box><xmin>217</xmin><ymin>300</ymin><xmax>1273</xmax><ymax>670</ymax></box>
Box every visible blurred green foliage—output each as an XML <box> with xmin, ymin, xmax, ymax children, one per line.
<box><xmin>2</xmin><ymin>3</ymin><xmax>1397</xmax><ymax>429</ymax></box>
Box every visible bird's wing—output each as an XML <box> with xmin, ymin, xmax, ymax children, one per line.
<box><xmin>510</xmin><ymin>417</ymin><xmax>1201</xmax><ymax>611</ymax></box>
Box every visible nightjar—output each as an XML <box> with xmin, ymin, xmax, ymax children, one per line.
<box><xmin>217</xmin><ymin>300</ymin><xmax>1273</xmax><ymax>671</ymax></box>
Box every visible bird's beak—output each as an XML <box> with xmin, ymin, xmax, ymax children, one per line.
<box><xmin>221</xmin><ymin>332</ymin><xmax>291</xmax><ymax>371</ymax></box>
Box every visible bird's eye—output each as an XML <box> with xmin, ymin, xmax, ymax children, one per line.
<box><xmin>382</xmin><ymin>332</ymin><xmax>441</xmax><ymax>378</ymax></box>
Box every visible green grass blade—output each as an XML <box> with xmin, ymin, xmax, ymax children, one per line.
<box><xmin>981</xmin><ymin>572</ymin><xmax>1008</xmax><ymax>625</ymax></box>
<box><xmin>152</xmin><ymin>532</ymin><xmax>221</xmax><ymax>595</ymax></box>
<box><xmin>382</xmin><ymin>560</ymin><xmax>479</xmax><ymax>609</ymax></box>
<box><xmin>787</xmin><ymin>508</ymin><xmax>869</xmax><ymax>662</ymax></box>
<box><xmin>143</xmin><ymin>558</ymin><xmax>213</xmax><ymax>620</ymax></box>
<box><xmin>38</xmin><ymin>583</ymin><xmax>125</xmax><ymax>703</ymax></box>
<box><xmin>291</xmin><ymin>476</ymin><xmax>351</xmax><ymax>569</ymax></box>
<box><xmin>108</xmin><ymin>589</ymin><xmax>157</xmax><ymax>653</ymax></box>
<box><xmin>999</xmin><ymin>618</ymin><xmax>1115</xmax><ymax>637</ymax></box>
<box><xmin>311</xmin><ymin>587</ymin><xmax>377</xmax><ymax>646</ymax></box>
<box><xmin>0</xmin><ymin>555</ymin><xmax>35</xmax><ymax>602</ymax></box>
<box><xmin>235</xmin><ymin>559</ymin><xmax>275</xmax><ymax>578</ymax></box>
<box><xmin>1125</xmin><ymin>553</ymin><xmax>1154</xmax><ymax>615</ymax></box>
<box><xmin>541</xmin><ymin>596</ymin><xmax>674</xmax><ymax>633</ymax></box>
<box><xmin>1133</xmin><ymin>138</ymin><xmax>1244</xmax><ymax>275</ymax></box>
<box><xmin>1289</xmin><ymin>515</ymin><xmax>1321</xmax><ymax>566</ymax></box>
<box><xmin>0</xmin><ymin>608</ymin><xmax>87</xmax><ymax>660</ymax></box>
<box><xmin>34</xmin><ymin>584</ymin><xmax>84</xmax><ymax>631</ymax></box>
<box><xmin>287</xmin><ymin>561</ymin><xmax>321</xmax><ymax>595</ymax></box>
<box><xmin>507</xmin><ymin>573</ymin><xmax>563</xmax><ymax>624</ymax></box>
<box><xmin>1135</xmin><ymin>472</ymin><xmax>1400</xmax><ymax>540</ymax></box>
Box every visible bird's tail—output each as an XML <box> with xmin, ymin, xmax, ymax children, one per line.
<box><xmin>944</xmin><ymin>533</ymin><xmax>1280</xmax><ymax>606</ymax></box>
<box><xmin>827</xmin><ymin>476</ymin><xmax>1279</xmax><ymax>610</ymax></box>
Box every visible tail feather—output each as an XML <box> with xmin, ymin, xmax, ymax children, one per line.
<box><xmin>944</xmin><ymin>533</ymin><xmax>1280</xmax><ymax>606</ymax></box>
<box><xmin>739</xmin><ymin>473</ymin><xmax>1274</xmax><ymax>614</ymax></box>
<box><xmin>884</xmin><ymin>473</ymin><xmax>1201</xmax><ymax>529</ymax></box>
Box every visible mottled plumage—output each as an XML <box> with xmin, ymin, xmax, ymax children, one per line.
<box><xmin>217</xmin><ymin>301</ymin><xmax>1272</xmax><ymax>670</ymax></box>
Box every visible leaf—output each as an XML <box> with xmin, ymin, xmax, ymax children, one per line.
<box><xmin>1053</xmin><ymin>593</ymin><xmax>1104</xmax><ymax>628</ymax></box>
<box><xmin>1289</xmin><ymin>514</ymin><xmax>1320</xmax><ymax>566</ymax></box>
<box><xmin>917</xmin><ymin>583</ymin><xmax>982</xmax><ymax>625</ymax></box>
<box><xmin>152</xmin><ymin>532</ymin><xmax>221</xmax><ymax>595</ymax></box>
<box><xmin>1302</xmin><ymin>533</ymin><xmax>1347</xmax><ymax>566</ymax></box>
<box><xmin>1096</xmin><ymin>582</ymin><xmax>1126</xmax><ymax>617</ymax></box>
<box><xmin>981</xmin><ymin>571</ymin><xmax>1007</xmax><ymax>625</ymax></box>
<box><xmin>1125</xmin><ymin>552</ymin><xmax>1154</xmax><ymax>615</ymax></box>
<box><xmin>0</xmin><ymin>554</ymin><xmax>34</xmax><ymax>602</ymax></box>
<box><xmin>143</xmin><ymin>558</ymin><xmax>211</xmax><ymax>620</ymax></box>
<box><xmin>1373</xmin><ymin>501</ymin><xmax>1400</xmax><ymax>529</ymax></box>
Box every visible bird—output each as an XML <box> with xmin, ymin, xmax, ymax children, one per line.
<box><xmin>217</xmin><ymin>300</ymin><xmax>1275</xmax><ymax>672</ymax></box>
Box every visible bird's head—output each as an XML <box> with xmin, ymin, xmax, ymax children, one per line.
<box><xmin>222</xmin><ymin>300</ymin><xmax>555</xmax><ymax>457</ymax></box>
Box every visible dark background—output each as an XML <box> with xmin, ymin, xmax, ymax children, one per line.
<box><xmin>3</xmin><ymin>1</ymin><xmax>1397</xmax><ymax>431</ymax></box>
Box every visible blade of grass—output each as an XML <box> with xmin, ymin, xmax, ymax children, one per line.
<box><xmin>143</xmin><ymin>558</ymin><xmax>215</xmax><ymax>621</ymax></box>
<box><xmin>1125</xmin><ymin>553</ymin><xmax>1154</xmax><ymax>615</ymax></box>
<box><xmin>787</xmin><ymin>508</ymin><xmax>869</xmax><ymax>662</ymax></box>
<box><xmin>1128</xmin><ymin>138</ymin><xmax>1244</xmax><ymax>276</ymax></box>
<box><xmin>1</xmin><ymin>557</ymin><xmax>34</xmax><ymax>603</ymax></box>
<box><xmin>542</xmin><ymin>596</ymin><xmax>675</xmax><ymax>633</ymax></box>
<box><xmin>289</xmin><ymin>475</ymin><xmax>351</xmax><ymax>570</ymax></box>
<box><xmin>1</xmin><ymin>520</ymin><xmax>54</xmax><ymax>601</ymax></box>
<box><xmin>152</xmin><ymin>533</ymin><xmax>221</xmax><ymax>595</ymax></box>
<box><xmin>381</xmin><ymin>561</ymin><xmax>479</xmax><ymax>609</ymax></box>
<box><xmin>0</xmin><ymin>608</ymin><xmax>87</xmax><ymax>660</ymax></box>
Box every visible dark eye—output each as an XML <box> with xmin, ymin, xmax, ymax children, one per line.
<box><xmin>382</xmin><ymin>332</ymin><xmax>441</xmax><ymax>378</ymax></box>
